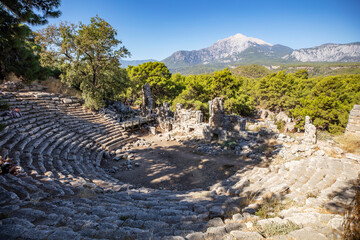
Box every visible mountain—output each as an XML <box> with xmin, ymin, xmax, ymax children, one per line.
<box><xmin>120</xmin><ymin>59</ymin><xmax>157</xmax><ymax>68</ymax></box>
<box><xmin>161</xmin><ymin>33</ymin><xmax>360</xmax><ymax>74</ymax></box>
<box><xmin>283</xmin><ymin>42</ymin><xmax>360</xmax><ymax>62</ymax></box>
<box><xmin>162</xmin><ymin>33</ymin><xmax>293</xmax><ymax>68</ymax></box>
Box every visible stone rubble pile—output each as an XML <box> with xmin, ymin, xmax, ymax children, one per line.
<box><xmin>208</xmin><ymin>97</ymin><xmax>246</xmax><ymax>140</ymax></box>
<box><xmin>187</xmin><ymin>130</ymin><xmax>275</xmax><ymax>159</ymax></box>
<box><xmin>155</xmin><ymin>102</ymin><xmax>174</xmax><ymax>131</ymax></box>
<box><xmin>0</xmin><ymin>81</ymin><xmax>48</xmax><ymax>92</ymax></box>
<box><xmin>99</xmin><ymin>101</ymin><xmax>137</xmax><ymax>123</ymax></box>
<box><xmin>249</xmin><ymin>109</ymin><xmax>296</xmax><ymax>133</ymax></box>
<box><xmin>155</xmin><ymin>98</ymin><xmax>247</xmax><ymax>142</ymax></box>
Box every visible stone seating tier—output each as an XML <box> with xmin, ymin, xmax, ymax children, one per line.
<box><xmin>0</xmin><ymin>91</ymin><xmax>359</xmax><ymax>239</ymax></box>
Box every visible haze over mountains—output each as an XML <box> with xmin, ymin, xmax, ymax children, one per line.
<box><xmin>121</xmin><ymin>33</ymin><xmax>360</xmax><ymax>73</ymax></box>
<box><xmin>120</xmin><ymin>59</ymin><xmax>157</xmax><ymax>68</ymax></box>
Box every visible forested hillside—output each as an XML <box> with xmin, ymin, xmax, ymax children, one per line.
<box><xmin>124</xmin><ymin>62</ymin><xmax>360</xmax><ymax>134</ymax></box>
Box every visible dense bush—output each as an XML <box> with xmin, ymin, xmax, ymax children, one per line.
<box><xmin>247</xmin><ymin>70</ymin><xmax>360</xmax><ymax>133</ymax></box>
<box><xmin>171</xmin><ymin>68</ymin><xmax>255</xmax><ymax>118</ymax></box>
<box><xmin>126</xmin><ymin>62</ymin><xmax>184</xmax><ymax>106</ymax></box>
<box><xmin>290</xmin><ymin>74</ymin><xmax>360</xmax><ymax>132</ymax></box>
<box><xmin>231</xmin><ymin>64</ymin><xmax>272</xmax><ymax>79</ymax></box>
<box><xmin>125</xmin><ymin>65</ymin><xmax>359</xmax><ymax>134</ymax></box>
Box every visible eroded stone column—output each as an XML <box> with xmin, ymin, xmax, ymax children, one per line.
<box><xmin>141</xmin><ymin>83</ymin><xmax>152</xmax><ymax>116</ymax></box>
<box><xmin>196</xmin><ymin>110</ymin><xmax>203</xmax><ymax>124</ymax></box>
<box><xmin>304</xmin><ymin>116</ymin><xmax>317</xmax><ymax>144</ymax></box>
<box><xmin>209</xmin><ymin>97</ymin><xmax>225</xmax><ymax>127</ymax></box>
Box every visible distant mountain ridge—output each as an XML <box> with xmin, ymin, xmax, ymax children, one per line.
<box><xmin>161</xmin><ymin>33</ymin><xmax>360</xmax><ymax>73</ymax></box>
<box><xmin>284</xmin><ymin>42</ymin><xmax>360</xmax><ymax>62</ymax></box>
<box><xmin>120</xmin><ymin>59</ymin><xmax>157</xmax><ymax>68</ymax></box>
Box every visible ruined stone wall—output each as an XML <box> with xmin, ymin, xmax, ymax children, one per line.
<box><xmin>175</xmin><ymin>103</ymin><xmax>203</xmax><ymax>125</ymax></box>
<box><xmin>346</xmin><ymin>105</ymin><xmax>360</xmax><ymax>135</ymax></box>
<box><xmin>209</xmin><ymin>98</ymin><xmax>246</xmax><ymax>132</ymax></box>
<box><xmin>155</xmin><ymin>99</ymin><xmax>246</xmax><ymax>140</ymax></box>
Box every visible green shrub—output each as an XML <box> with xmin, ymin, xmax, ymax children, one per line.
<box><xmin>0</xmin><ymin>101</ymin><xmax>9</xmax><ymax>110</ymax></box>
<box><xmin>256</xmin><ymin>198</ymin><xmax>293</xmax><ymax>219</ymax></box>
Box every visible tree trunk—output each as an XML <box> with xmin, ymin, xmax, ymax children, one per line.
<box><xmin>1</xmin><ymin>62</ymin><xmax>8</xmax><ymax>83</ymax></box>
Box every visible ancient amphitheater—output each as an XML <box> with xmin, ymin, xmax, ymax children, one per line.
<box><xmin>0</xmin><ymin>88</ymin><xmax>359</xmax><ymax>240</ymax></box>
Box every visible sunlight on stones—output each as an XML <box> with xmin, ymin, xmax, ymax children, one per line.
<box><xmin>0</xmin><ymin>82</ymin><xmax>359</xmax><ymax>240</ymax></box>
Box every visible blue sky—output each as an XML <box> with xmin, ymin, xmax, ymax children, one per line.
<box><xmin>38</xmin><ymin>0</ymin><xmax>360</xmax><ymax>60</ymax></box>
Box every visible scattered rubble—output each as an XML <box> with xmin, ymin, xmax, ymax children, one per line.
<box><xmin>99</xmin><ymin>100</ymin><xmax>136</xmax><ymax>122</ymax></box>
<box><xmin>155</xmin><ymin>98</ymin><xmax>247</xmax><ymax>141</ymax></box>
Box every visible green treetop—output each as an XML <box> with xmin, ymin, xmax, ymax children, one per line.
<box><xmin>0</xmin><ymin>0</ymin><xmax>61</xmax><ymax>82</ymax></box>
<box><xmin>127</xmin><ymin>61</ymin><xmax>183</xmax><ymax>106</ymax></box>
<box><xmin>36</xmin><ymin>16</ymin><xmax>130</xmax><ymax>110</ymax></box>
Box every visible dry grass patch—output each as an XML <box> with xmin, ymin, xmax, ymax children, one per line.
<box><xmin>255</xmin><ymin>220</ymin><xmax>302</xmax><ymax>238</ymax></box>
<box><xmin>334</xmin><ymin>133</ymin><xmax>360</xmax><ymax>154</ymax></box>
<box><xmin>40</xmin><ymin>78</ymin><xmax>82</xmax><ymax>97</ymax></box>
<box><xmin>255</xmin><ymin>198</ymin><xmax>295</xmax><ymax>219</ymax></box>
<box><xmin>306</xmin><ymin>191</ymin><xmax>319</xmax><ymax>199</ymax></box>
<box><xmin>342</xmin><ymin>178</ymin><xmax>360</xmax><ymax>240</ymax></box>
<box><xmin>256</xmin><ymin>199</ymin><xmax>282</xmax><ymax>219</ymax></box>
<box><xmin>317</xmin><ymin>131</ymin><xmax>334</xmax><ymax>142</ymax></box>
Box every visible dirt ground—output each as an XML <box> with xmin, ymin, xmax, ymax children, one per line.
<box><xmin>103</xmin><ymin>134</ymin><xmax>264</xmax><ymax>191</ymax></box>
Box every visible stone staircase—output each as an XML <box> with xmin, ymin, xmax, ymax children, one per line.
<box><xmin>0</xmin><ymin>90</ymin><xmax>359</xmax><ymax>239</ymax></box>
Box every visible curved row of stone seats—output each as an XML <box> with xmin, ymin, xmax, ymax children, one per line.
<box><xmin>0</xmin><ymin>92</ymin><xmax>134</xmax><ymax>152</ymax></box>
<box><xmin>216</xmin><ymin>156</ymin><xmax>359</xmax><ymax>212</ymax></box>
<box><xmin>2</xmin><ymin>90</ymin><xmax>358</xmax><ymax>239</ymax></box>
<box><xmin>0</xmin><ymin>181</ymin><xmax>237</xmax><ymax>240</ymax></box>
<box><xmin>1</xmin><ymin>91</ymin><xmax>128</xmax><ymax>152</ymax></box>
<box><xmin>0</xmin><ymin>92</ymin><xmax>251</xmax><ymax>240</ymax></box>
<box><xmin>175</xmin><ymin>154</ymin><xmax>359</xmax><ymax>240</ymax></box>
<box><xmin>0</xmin><ymin>91</ymin><xmax>131</xmax><ymax>203</ymax></box>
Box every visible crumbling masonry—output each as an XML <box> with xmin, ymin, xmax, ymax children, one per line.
<box><xmin>346</xmin><ymin>105</ymin><xmax>360</xmax><ymax>135</ymax></box>
<box><xmin>156</xmin><ymin>97</ymin><xmax>246</xmax><ymax>140</ymax></box>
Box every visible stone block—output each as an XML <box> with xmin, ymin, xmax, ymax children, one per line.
<box><xmin>229</xmin><ymin>231</ymin><xmax>264</xmax><ymax>239</ymax></box>
<box><xmin>149</xmin><ymin>126</ymin><xmax>156</xmax><ymax>135</ymax></box>
<box><xmin>62</xmin><ymin>98</ymin><xmax>73</xmax><ymax>104</ymax></box>
<box><xmin>287</xmin><ymin>227</ymin><xmax>327</xmax><ymax>240</ymax></box>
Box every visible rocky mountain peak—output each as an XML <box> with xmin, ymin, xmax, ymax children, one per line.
<box><xmin>162</xmin><ymin>34</ymin><xmax>360</xmax><ymax>71</ymax></box>
<box><xmin>214</xmin><ymin>33</ymin><xmax>273</xmax><ymax>47</ymax></box>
